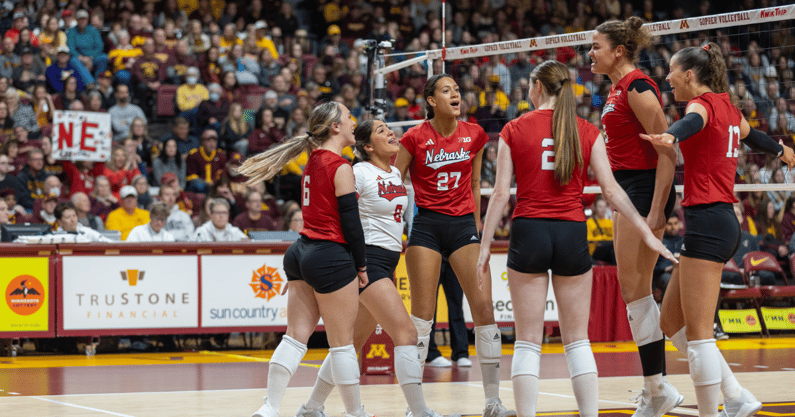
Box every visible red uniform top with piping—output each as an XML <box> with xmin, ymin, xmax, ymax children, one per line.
<box><xmin>601</xmin><ymin>68</ymin><xmax>662</xmax><ymax>171</ymax></box>
<box><xmin>500</xmin><ymin>109</ymin><xmax>600</xmax><ymax>222</ymax></box>
<box><xmin>300</xmin><ymin>149</ymin><xmax>349</xmax><ymax>243</ymax></box>
<box><xmin>679</xmin><ymin>92</ymin><xmax>741</xmax><ymax>207</ymax></box>
<box><xmin>400</xmin><ymin>120</ymin><xmax>488</xmax><ymax>216</ymax></box>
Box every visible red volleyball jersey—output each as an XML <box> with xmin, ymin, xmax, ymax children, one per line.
<box><xmin>679</xmin><ymin>92</ymin><xmax>741</xmax><ymax>207</ymax></box>
<box><xmin>500</xmin><ymin>109</ymin><xmax>600</xmax><ymax>222</ymax></box>
<box><xmin>601</xmin><ymin>69</ymin><xmax>661</xmax><ymax>171</ymax></box>
<box><xmin>300</xmin><ymin>149</ymin><xmax>349</xmax><ymax>244</ymax></box>
<box><xmin>400</xmin><ymin>120</ymin><xmax>489</xmax><ymax>216</ymax></box>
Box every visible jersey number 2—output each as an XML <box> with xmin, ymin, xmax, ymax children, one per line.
<box><xmin>541</xmin><ymin>138</ymin><xmax>555</xmax><ymax>170</ymax></box>
<box><xmin>302</xmin><ymin>176</ymin><xmax>310</xmax><ymax>205</ymax></box>
<box><xmin>726</xmin><ymin>125</ymin><xmax>740</xmax><ymax>158</ymax></box>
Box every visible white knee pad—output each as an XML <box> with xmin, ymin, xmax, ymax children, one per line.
<box><xmin>563</xmin><ymin>340</ymin><xmax>598</xmax><ymax>378</ymax></box>
<box><xmin>687</xmin><ymin>339</ymin><xmax>722</xmax><ymax>386</ymax></box>
<box><xmin>670</xmin><ymin>327</ymin><xmax>687</xmax><ymax>353</ymax></box>
<box><xmin>475</xmin><ymin>324</ymin><xmax>502</xmax><ymax>365</ymax></box>
<box><xmin>270</xmin><ymin>335</ymin><xmax>308</xmax><ymax>376</ymax></box>
<box><xmin>394</xmin><ymin>345</ymin><xmax>423</xmax><ymax>386</ymax></box>
<box><xmin>330</xmin><ymin>345</ymin><xmax>360</xmax><ymax>386</ymax></box>
<box><xmin>411</xmin><ymin>315</ymin><xmax>433</xmax><ymax>362</ymax></box>
<box><xmin>511</xmin><ymin>341</ymin><xmax>541</xmax><ymax>379</ymax></box>
<box><xmin>626</xmin><ymin>295</ymin><xmax>664</xmax><ymax>346</ymax></box>
<box><xmin>317</xmin><ymin>353</ymin><xmax>334</xmax><ymax>384</ymax></box>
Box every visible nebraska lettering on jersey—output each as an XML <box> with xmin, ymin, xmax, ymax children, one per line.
<box><xmin>378</xmin><ymin>181</ymin><xmax>407</xmax><ymax>201</ymax></box>
<box><xmin>424</xmin><ymin>147</ymin><xmax>472</xmax><ymax>169</ymax></box>
<box><xmin>400</xmin><ymin>120</ymin><xmax>489</xmax><ymax>217</ymax></box>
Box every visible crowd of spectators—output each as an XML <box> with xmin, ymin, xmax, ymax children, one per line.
<box><xmin>0</xmin><ymin>0</ymin><xmax>791</xmax><ymax>244</ymax></box>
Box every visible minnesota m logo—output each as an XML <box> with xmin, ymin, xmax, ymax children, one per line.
<box><xmin>365</xmin><ymin>344</ymin><xmax>390</xmax><ymax>359</ymax></box>
<box><xmin>680</xmin><ymin>20</ymin><xmax>690</xmax><ymax>29</ymax></box>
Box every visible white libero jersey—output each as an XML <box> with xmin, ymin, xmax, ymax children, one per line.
<box><xmin>354</xmin><ymin>162</ymin><xmax>408</xmax><ymax>252</ymax></box>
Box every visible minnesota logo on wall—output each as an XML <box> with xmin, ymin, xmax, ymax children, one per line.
<box><xmin>250</xmin><ymin>264</ymin><xmax>283</xmax><ymax>301</ymax></box>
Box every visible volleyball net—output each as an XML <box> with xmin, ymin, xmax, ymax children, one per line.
<box><xmin>371</xmin><ymin>5</ymin><xmax>795</xmax><ymax>195</ymax></box>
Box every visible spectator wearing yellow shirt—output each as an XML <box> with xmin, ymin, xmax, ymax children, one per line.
<box><xmin>253</xmin><ymin>21</ymin><xmax>278</xmax><ymax>60</ymax></box>
<box><xmin>176</xmin><ymin>67</ymin><xmax>208</xmax><ymax>118</ymax></box>
<box><xmin>105</xmin><ymin>185</ymin><xmax>150</xmax><ymax>240</ymax></box>
<box><xmin>219</xmin><ymin>23</ymin><xmax>242</xmax><ymax>54</ymax></box>
<box><xmin>586</xmin><ymin>197</ymin><xmax>615</xmax><ymax>264</ymax></box>
<box><xmin>107</xmin><ymin>30</ymin><xmax>142</xmax><ymax>86</ymax></box>
<box><xmin>478</xmin><ymin>74</ymin><xmax>509</xmax><ymax>110</ymax></box>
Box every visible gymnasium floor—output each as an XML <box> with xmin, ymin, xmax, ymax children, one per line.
<box><xmin>1</xmin><ymin>338</ymin><xmax>793</xmax><ymax>417</ymax></box>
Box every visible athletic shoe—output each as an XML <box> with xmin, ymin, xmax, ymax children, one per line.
<box><xmin>722</xmin><ymin>388</ymin><xmax>762</xmax><ymax>417</ymax></box>
<box><xmin>295</xmin><ymin>403</ymin><xmax>329</xmax><ymax>417</ymax></box>
<box><xmin>406</xmin><ymin>408</ymin><xmax>463</xmax><ymax>417</ymax></box>
<box><xmin>483</xmin><ymin>399</ymin><xmax>517</xmax><ymax>417</ymax></box>
<box><xmin>342</xmin><ymin>406</ymin><xmax>375</xmax><ymax>417</ymax></box>
<box><xmin>631</xmin><ymin>382</ymin><xmax>684</xmax><ymax>417</ymax></box>
<box><xmin>456</xmin><ymin>357</ymin><xmax>472</xmax><ymax>367</ymax></box>
<box><xmin>427</xmin><ymin>356</ymin><xmax>452</xmax><ymax>367</ymax></box>
<box><xmin>252</xmin><ymin>400</ymin><xmax>279</xmax><ymax>417</ymax></box>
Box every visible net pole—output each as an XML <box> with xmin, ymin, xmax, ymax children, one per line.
<box><xmin>441</xmin><ymin>0</ymin><xmax>446</xmax><ymax>73</ymax></box>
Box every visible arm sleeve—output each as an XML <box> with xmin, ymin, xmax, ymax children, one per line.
<box><xmin>742</xmin><ymin>128</ymin><xmax>784</xmax><ymax>157</ymax></box>
<box><xmin>337</xmin><ymin>192</ymin><xmax>366</xmax><ymax>269</ymax></box>
<box><xmin>665</xmin><ymin>112</ymin><xmax>704</xmax><ymax>143</ymax></box>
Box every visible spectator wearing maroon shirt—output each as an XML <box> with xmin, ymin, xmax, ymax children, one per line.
<box><xmin>232</xmin><ymin>190</ymin><xmax>277</xmax><ymax>234</ymax></box>
<box><xmin>195</xmin><ymin>83</ymin><xmax>229</xmax><ymax>133</ymax></box>
<box><xmin>186</xmin><ymin>129</ymin><xmax>227</xmax><ymax>193</ymax></box>
<box><xmin>132</xmin><ymin>38</ymin><xmax>167</xmax><ymax>115</ymax></box>
<box><xmin>247</xmin><ymin>107</ymin><xmax>285</xmax><ymax>155</ymax></box>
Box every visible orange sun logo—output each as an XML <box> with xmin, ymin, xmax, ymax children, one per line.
<box><xmin>250</xmin><ymin>264</ymin><xmax>284</xmax><ymax>300</ymax></box>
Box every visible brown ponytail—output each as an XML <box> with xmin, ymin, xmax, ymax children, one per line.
<box><xmin>238</xmin><ymin>101</ymin><xmax>341</xmax><ymax>185</ymax></box>
<box><xmin>672</xmin><ymin>42</ymin><xmax>733</xmax><ymax>99</ymax></box>
<box><xmin>530</xmin><ymin>60</ymin><xmax>583</xmax><ymax>185</ymax></box>
<box><xmin>595</xmin><ymin>16</ymin><xmax>650</xmax><ymax>63</ymax></box>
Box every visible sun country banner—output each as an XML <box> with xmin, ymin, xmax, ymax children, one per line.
<box><xmin>52</xmin><ymin>111</ymin><xmax>112</xmax><ymax>161</ymax></box>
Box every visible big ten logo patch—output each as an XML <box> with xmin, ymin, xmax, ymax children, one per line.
<box><xmin>6</xmin><ymin>275</ymin><xmax>44</xmax><ymax>316</ymax></box>
<box><xmin>366</xmin><ymin>344</ymin><xmax>390</xmax><ymax>359</ymax></box>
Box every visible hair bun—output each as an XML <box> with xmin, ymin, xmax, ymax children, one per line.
<box><xmin>627</xmin><ymin>16</ymin><xmax>643</xmax><ymax>31</ymax></box>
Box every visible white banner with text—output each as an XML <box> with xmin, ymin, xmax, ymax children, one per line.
<box><xmin>52</xmin><ymin>111</ymin><xmax>112</xmax><ymax>161</ymax></box>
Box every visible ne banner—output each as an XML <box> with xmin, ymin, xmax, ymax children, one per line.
<box><xmin>52</xmin><ymin>111</ymin><xmax>112</xmax><ymax>161</ymax></box>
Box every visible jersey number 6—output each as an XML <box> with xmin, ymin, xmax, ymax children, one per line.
<box><xmin>302</xmin><ymin>176</ymin><xmax>310</xmax><ymax>205</ymax></box>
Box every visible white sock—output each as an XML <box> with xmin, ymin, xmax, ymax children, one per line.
<box><xmin>394</xmin><ymin>345</ymin><xmax>427</xmax><ymax>416</ymax></box>
<box><xmin>672</xmin><ymin>327</ymin><xmax>742</xmax><ymax>400</ymax></box>
<box><xmin>688</xmin><ymin>339</ymin><xmax>722</xmax><ymax>417</ymax></box>
<box><xmin>306</xmin><ymin>354</ymin><xmax>335</xmax><ymax>410</ymax></box>
<box><xmin>267</xmin><ymin>336</ymin><xmax>307</xmax><ymax>410</ymax></box>
<box><xmin>511</xmin><ymin>340</ymin><xmax>541</xmax><ymax>417</ymax></box>
<box><xmin>476</xmin><ymin>324</ymin><xmax>502</xmax><ymax>405</ymax></box>
<box><xmin>564</xmin><ymin>340</ymin><xmax>598</xmax><ymax>417</ymax></box>
<box><xmin>330</xmin><ymin>345</ymin><xmax>361</xmax><ymax>414</ymax></box>
<box><xmin>266</xmin><ymin>363</ymin><xmax>291</xmax><ymax>410</ymax></box>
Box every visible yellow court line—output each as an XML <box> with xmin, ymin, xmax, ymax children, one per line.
<box><xmin>199</xmin><ymin>350</ymin><xmax>321</xmax><ymax>368</ymax></box>
<box><xmin>757</xmin><ymin>412</ymin><xmax>795</xmax><ymax>416</ymax></box>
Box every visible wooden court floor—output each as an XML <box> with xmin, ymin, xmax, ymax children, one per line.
<box><xmin>0</xmin><ymin>337</ymin><xmax>793</xmax><ymax>417</ymax></box>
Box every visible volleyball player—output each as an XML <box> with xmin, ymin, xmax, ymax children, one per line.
<box><xmin>294</xmin><ymin>119</ymin><xmax>459</xmax><ymax>417</ymax></box>
<box><xmin>641</xmin><ymin>43</ymin><xmax>795</xmax><ymax>417</ymax></box>
<box><xmin>238</xmin><ymin>102</ymin><xmax>371</xmax><ymax>417</ymax></box>
<box><xmin>589</xmin><ymin>17</ymin><xmax>681</xmax><ymax>415</ymax></box>
<box><xmin>478</xmin><ymin>60</ymin><xmax>676</xmax><ymax>417</ymax></box>
<box><xmin>394</xmin><ymin>74</ymin><xmax>516</xmax><ymax>417</ymax></box>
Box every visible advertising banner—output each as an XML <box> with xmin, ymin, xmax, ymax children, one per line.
<box><xmin>61</xmin><ymin>256</ymin><xmax>198</xmax><ymax>330</ymax></box>
<box><xmin>395</xmin><ymin>254</ymin><xmax>558</xmax><ymax>324</ymax></box>
<box><xmin>0</xmin><ymin>257</ymin><xmax>49</xmax><ymax>332</ymax></box>
<box><xmin>52</xmin><ymin>111</ymin><xmax>112</xmax><ymax>161</ymax></box>
<box><xmin>201</xmin><ymin>255</ymin><xmax>291</xmax><ymax>328</ymax></box>
<box><xmin>719</xmin><ymin>309</ymin><xmax>763</xmax><ymax>333</ymax></box>
<box><xmin>760</xmin><ymin>307</ymin><xmax>795</xmax><ymax>330</ymax></box>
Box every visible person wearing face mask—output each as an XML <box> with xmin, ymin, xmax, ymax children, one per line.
<box><xmin>177</xmin><ymin>67</ymin><xmax>208</xmax><ymax>123</ymax></box>
<box><xmin>196</xmin><ymin>83</ymin><xmax>229</xmax><ymax>133</ymax></box>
